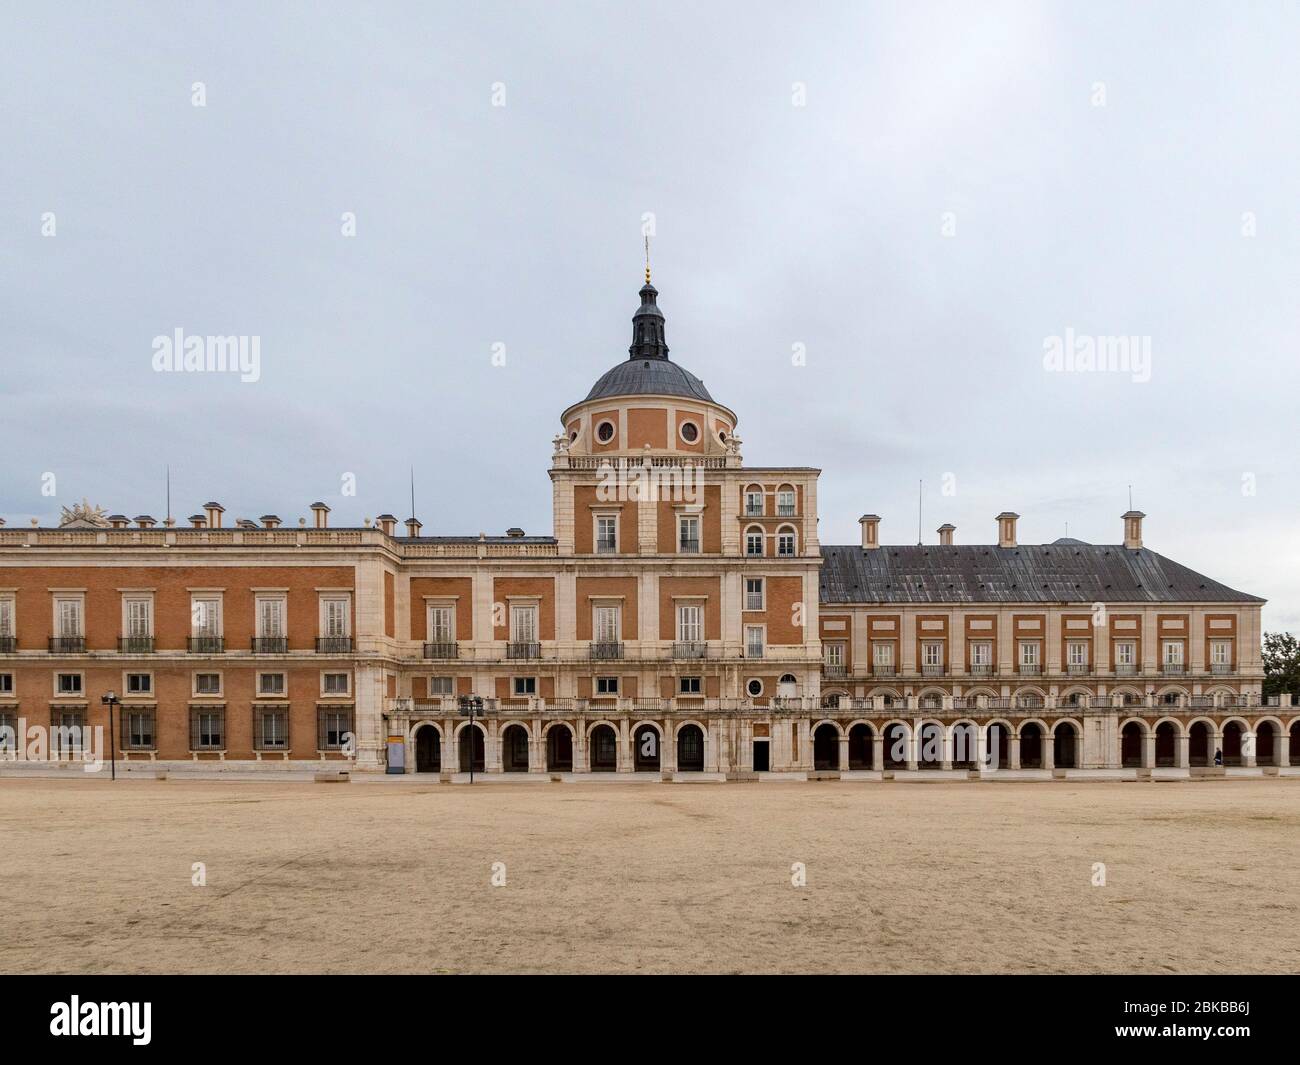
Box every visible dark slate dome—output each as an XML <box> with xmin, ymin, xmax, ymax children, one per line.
<box><xmin>585</xmin><ymin>357</ymin><xmax>713</xmax><ymax>402</ymax></box>
<box><xmin>583</xmin><ymin>278</ymin><xmax>713</xmax><ymax>403</ymax></box>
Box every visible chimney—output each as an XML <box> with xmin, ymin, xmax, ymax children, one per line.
<box><xmin>260</xmin><ymin>514</ymin><xmax>281</xmax><ymax>529</ymax></box>
<box><xmin>107</xmin><ymin>514</ymin><xmax>130</xmax><ymax>529</ymax></box>
<box><xmin>375</xmin><ymin>513</ymin><xmax>397</xmax><ymax>536</ymax></box>
<box><xmin>1122</xmin><ymin>510</ymin><xmax>1145</xmax><ymax>550</ymax></box>
<box><xmin>134</xmin><ymin>515</ymin><xmax>156</xmax><ymax>529</ymax></box>
<box><xmin>310</xmin><ymin>502</ymin><xmax>330</xmax><ymax>529</ymax></box>
<box><xmin>859</xmin><ymin>514</ymin><xmax>881</xmax><ymax>550</ymax></box>
<box><xmin>996</xmin><ymin>511</ymin><xmax>1019</xmax><ymax>548</ymax></box>
<box><xmin>405</xmin><ymin>516</ymin><xmax>423</xmax><ymax>538</ymax></box>
<box><xmin>937</xmin><ymin>523</ymin><xmax>955</xmax><ymax>546</ymax></box>
<box><xmin>189</xmin><ymin>513</ymin><xmax>207</xmax><ymax>529</ymax></box>
<box><xmin>203</xmin><ymin>501</ymin><xmax>225</xmax><ymax>529</ymax></box>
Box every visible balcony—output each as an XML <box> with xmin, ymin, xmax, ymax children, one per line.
<box><xmin>49</xmin><ymin>636</ymin><xmax>86</xmax><ymax>653</ymax></box>
<box><xmin>777</xmin><ymin>505</ymin><xmax>796</xmax><ymax>517</ymax></box>
<box><xmin>251</xmin><ymin>637</ymin><xmax>288</xmax><ymax>654</ymax></box>
<box><xmin>745</xmin><ymin>645</ymin><xmax>765</xmax><ymax>660</ymax></box>
<box><xmin>0</xmin><ymin>635</ymin><xmax>15</xmax><ymax>653</ymax></box>
<box><xmin>1210</xmin><ymin>662</ymin><xmax>1232</xmax><ymax>675</ymax></box>
<box><xmin>188</xmin><ymin>636</ymin><xmax>224</xmax><ymax>653</ymax></box>
<box><xmin>822</xmin><ymin>663</ymin><xmax>848</xmax><ymax>679</ymax></box>
<box><xmin>1112</xmin><ymin>663</ymin><xmax>1139</xmax><ymax>676</ymax></box>
<box><xmin>118</xmin><ymin>636</ymin><xmax>155</xmax><ymax>654</ymax></box>
<box><xmin>589</xmin><ymin>641</ymin><xmax>624</xmax><ymax>661</ymax></box>
<box><xmin>872</xmin><ymin>663</ymin><xmax>896</xmax><ymax>676</ymax></box>
<box><xmin>1161</xmin><ymin>663</ymin><xmax>1186</xmax><ymax>676</ymax></box>
<box><xmin>1067</xmin><ymin>663</ymin><xmax>1089</xmax><ymax>675</ymax></box>
<box><xmin>922</xmin><ymin>664</ymin><xmax>945</xmax><ymax>676</ymax></box>
<box><xmin>316</xmin><ymin>637</ymin><xmax>354</xmax><ymax>654</ymax></box>
<box><xmin>506</xmin><ymin>641</ymin><xmax>541</xmax><ymax>660</ymax></box>
<box><xmin>1018</xmin><ymin>664</ymin><xmax>1042</xmax><ymax>676</ymax></box>
<box><xmin>673</xmin><ymin>641</ymin><xmax>707</xmax><ymax>660</ymax></box>
<box><xmin>423</xmin><ymin>641</ymin><xmax>459</xmax><ymax>660</ymax></box>
<box><xmin>678</xmin><ymin>539</ymin><xmax>701</xmax><ymax>554</ymax></box>
<box><xmin>968</xmin><ymin>663</ymin><xmax>994</xmax><ymax>675</ymax></box>
<box><xmin>595</xmin><ymin>539</ymin><xmax>617</xmax><ymax>555</ymax></box>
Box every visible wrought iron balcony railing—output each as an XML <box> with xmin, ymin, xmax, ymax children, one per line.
<box><xmin>49</xmin><ymin>636</ymin><xmax>86</xmax><ymax>653</ymax></box>
<box><xmin>506</xmin><ymin>641</ymin><xmax>541</xmax><ymax>660</ymax></box>
<box><xmin>968</xmin><ymin>663</ymin><xmax>994</xmax><ymax>675</ymax></box>
<box><xmin>251</xmin><ymin>637</ymin><xmax>288</xmax><ymax>653</ymax></box>
<box><xmin>188</xmin><ymin>636</ymin><xmax>224</xmax><ymax>653</ymax></box>
<box><xmin>0</xmin><ymin>635</ymin><xmax>15</xmax><ymax>653</ymax></box>
<box><xmin>922</xmin><ymin>664</ymin><xmax>945</xmax><ymax>676</ymax></box>
<box><xmin>423</xmin><ymin>641</ymin><xmax>458</xmax><ymax>660</ymax></box>
<box><xmin>822</xmin><ymin>663</ymin><xmax>848</xmax><ymax>678</ymax></box>
<box><xmin>316</xmin><ymin>637</ymin><xmax>354</xmax><ymax>653</ymax></box>
<box><xmin>589</xmin><ymin>641</ymin><xmax>624</xmax><ymax>661</ymax></box>
<box><xmin>1067</xmin><ymin>663</ymin><xmax>1089</xmax><ymax>675</ymax></box>
<box><xmin>118</xmin><ymin>636</ymin><xmax>155</xmax><ymax>653</ymax></box>
<box><xmin>1161</xmin><ymin>663</ymin><xmax>1186</xmax><ymax>675</ymax></box>
<box><xmin>673</xmin><ymin>641</ymin><xmax>707</xmax><ymax>660</ymax></box>
<box><xmin>1018</xmin><ymin>663</ymin><xmax>1042</xmax><ymax>676</ymax></box>
<box><xmin>872</xmin><ymin>663</ymin><xmax>896</xmax><ymax>676</ymax></box>
<box><xmin>1112</xmin><ymin>663</ymin><xmax>1139</xmax><ymax>675</ymax></box>
<box><xmin>1210</xmin><ymin>663</ymin><xmax>1232</xmax><ymax>675</ymax></box>
<box><xmin>678</xmin><ymin>539</ymin><xmax>701</xmax><ymax>554</ymax></box>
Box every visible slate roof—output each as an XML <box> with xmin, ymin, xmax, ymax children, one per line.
<box><xmin>819</xmin><ymin>543</ymin><xmax>1264</xmax><ymax>605</ymax></box>
<box><xmin>584</xmin><ymin>358</ymin><xmax>713</xmax><ymax>403</ymax></box>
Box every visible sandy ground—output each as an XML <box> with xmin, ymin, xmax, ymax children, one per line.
<box><xmin>0</xmin><ymin>776</ymin><xmax>1297</xmax><ymax>974</ymax></box>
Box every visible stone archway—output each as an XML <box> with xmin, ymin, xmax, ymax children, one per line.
<box><xmin>813</xmin><ymin>723</ymin><xmax>840</xmax><ymax>770</ymax></box>
<box><xmin>414</xmin><ymin>724</ymin><xmax>441</xmax><ymax>773</ymax></box>
<box><xmin>1121</xmin><ymin>721</ymin><xmax>1144</xmax><ymax>768</ymax></box>
<box><xmin>546</xmin><ymin>725</ymin><xmax>573</xmax><ymax>772</ymax></box>
<box><xmin>677</xmin><ymin>724</ymin><xmax>705</xmax><ymax>772</ymax></box>
<box><xmin>501</xmin><ymin>723</ymin><xmax>529</xmax><ymax>772</ymax></box>
<box><xmin>589</xmin><ymin>724</ymin><xmax>618</xmax><ymax>772</ymax></box>
<box><xmin>458</xmin><ymin>724</ymin><xmax>485</xmax><ymax>773</ymax></box>
<box><xmin>847</xmin><ymin>723</ymin><xmax>873</xmax><ymax>770</ymax></box>
<box><xmin>633</xmin><ymin>724</ymin><xmax>661</xmax><ymax>772</ymax></box>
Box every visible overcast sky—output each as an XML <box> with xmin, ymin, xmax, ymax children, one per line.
<box><xmin>2</xmin><ymin>2</ymin><xmax>1297</xmax><ymax>629</ymax></box>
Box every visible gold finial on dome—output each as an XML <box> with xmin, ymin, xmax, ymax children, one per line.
<box><xmin>644</xmin><ymin>234</ymin><xmax>651</xmax><ymax>284</ymax></box>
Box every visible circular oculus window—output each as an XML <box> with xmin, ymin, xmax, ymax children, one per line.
<box><xmin>746</xmin><ymin>678</ymin><xmax>764</xmax><ymax>697</ymax></box>
<box><xmin>595</xmin><ymin>420</ymin><xmax>616</xmax><ymax>443</ymax></box>
<box><xmin>679</xmin><ymin>421</ymin><xmax>700</xmax><ymax>443</ymax></box>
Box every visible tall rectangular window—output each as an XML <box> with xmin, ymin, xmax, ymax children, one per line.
<box><xmin>56</xmin><ymin>598</ymin><xmax>83</xmax><ymax>637</ymax></box>
<box><xmin>1163</xmin><ymin>640</ymin><xmax>1183</xmax><ymax>665</ymax></box>
<box><xmin>744</xmin><ymin>490</ymin><xmax>764</xmax><ymax>516</ymax></box>
<box><xmin>676</xmin><ymin>604</ymin><xmax>702</xmax><ymax>644</ymax></box>
<box><xmin>970</xmin><ymin>642</ymin><xmax>992</xmax><ymax>667</ymax></box>
<box><xmin>595</xmin><ymin>515</ymin><xmax>617</xmax><ymax>553</ymax></box>
<box><xmin>124</xmin><ymin>710</ymin><xmax>155</xmax><ymax>750</ymax></box>
<box><xmin>745</xmin><ymin>625</ymin><xmax>764</xmax><ymax>658</ymax></box>
<box><xmin>0</xmin><ymin>599</ymin><xmax>13</xmax><ymax>636</ymax></box>
<box><xmin>191</xmin><ymin>708</ymin><xmax>224</xmax><ymax>750</ymax></box>
<box><xmin>745</xmin><ymin>530</ymin><xmax>764</xmax><ymax>556</ymax></box>
<box><xmin>257</xmin><ymin>597</ymin><xmax>285</xmax><ymax>637</ymax></box>
<box><xmin>509</xmin><ymin>604</ymin><xmax>537</xmax><ymax>644</ymax></box>
<box><xmin>1114</xmin><ymin>641</ymin><xmax>1135</xmax><ymax>666</ymax></box>
<box><xmin>125</xmin><ymin>599</ymin><xmax>152</xmax><ymax>637</ymax></box>
<box><xmin>322</xmin><ymin>598</ymin><xmax>350</xmax><ymax>638</ymax></box>
<box><xmin>428</xmin><ymin>606</ymin><xmax>454</xmax><ymax>644</ymax></box>
<box><xmin>824</xmin><ymin>642</ymin><xmax>845</xmax><ymax>667</ymax></box>
<box><xmin>1210</xmin><ymin>640</ymin><xmax>1231</xmax><ymax>666</ymax></box>
<box><xmin>873</xmin><ymin>642</ymin><xmax>894</xmax><ymax>669</ymax></box>
<box><xmin>776</xmin><ymin>489</ymin><xmax>796</xmax><ymax>516</ymax></box>
<box><xmin>593</xmin><ymin>605</ymin><xmax>620</xmax><ymax>644</ymax></box>
<box><xmin>922</xmin><ymin>641</ymin><xmax>944</xmax><ymax>667</ymax></box>
<box><xmin>744</xmin><ymin>578</ymin><xmax>765</xmax><ymax>611</ymax></box>
<box><xmin>257</xmin><ymin>709</ymin><xmax>289</xmax><ymax>750</ymax></box>
<box><xmin>678</xmin><ymin>515</ymin><xmax>700</xmax><ymax>553</ymax></box>
<box><xmin>318</xmin><ymin>709</ymin><xmax>352</xmax><ymax>751</ymax></box>
<box><xmin>192</xmin><ymin>598</ymin><xmax>221</xmax><ymax>636</ymax></box>
<box><xmin>1067</xmin><ymin>641</ymin><xmax>1088</xmax><ymax>666</ymax></box>
<box><xmin>777</xmin><ymin>531</ymin><xmax>795</xmax><ymax>557</ymax></box>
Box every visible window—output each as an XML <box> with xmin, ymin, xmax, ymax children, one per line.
<box><xmin>776</xmin><ymin>488</ymin><xmax>796</xmax><ymax>516</ymax></box>
<box><xmin>824</xmin><ymin>642</ymin><xmax>845</xmax><ymax>667</ymax></box>
<box><xmin>256</xmin><ymin>709</ymin><xmax>288</xmax><ymax>750</ymax></box>
<box><xmin>744</xmin><ymin>578</ymin><xmax>765</xmax><ymax>611</ymax></box>
<box><xmin>192</xmin><ymin>598</ymin><xmax>221</xmax><ymax>636</ymax></box>
<box><xmin>124</xmin><ymin>709</ymin><xmax>155</xmax><ymax>750</ymax></box>
<box><xmin>595</xmin><ymin>515</ymin><xmax>618</xmax><ymax>553</ymax></box>
<box><xmin>257</xmin><ymin>597</ymin><xmax>285</xmax><ymax>638</ymax></box>
<box><xmin>194</xmin><ymin>672</ymin><xmax>221</xmax><ymax>695</ymax></box>
<box><xmin>56</xmin><ymin>598</ymin><xmax>83</xmax><ymax>636</ymax></box>
<box><xmin>745</xmin><ymin>528</ymin><xmax>764</xmax><ymax>557</ymax></box>
<box><xmin>1114</xmin><ymin>641</ymin><xmax>1136</xmax><ymax>665</ymax></box>
<box><xmin>1210</xmin><ymin>640</ymin><xmax>1232</xmax><ymax>666</ymax></box>
<box><xmin>873</xmin><ymin>642</ymin><xmax>895</xmax><ymax>671</ymax></box>
<box><xmin>0</xmin><ymin>598</ymin><xmax>13</xmax><ymax>637</ymax></box>
<box><xmin>322</xmin><ymin>672</ymin><xmax>350</xmax><ymax>695</ymax></box>
<box><xmin>776</xmin><ymin>529</ymin><xmax>796</xmax><ymax>557</ymax></box>
<box><xmin>593</xmin><ymin>604</ymin><xmax>620</xmax><ymax>645</ymax></box>
<box><xmin>678</xmin><ymin>514</ymin><xmax>701</xmax><ymax>554</ymax></box>
<box><xmin>0</xmin><ymin>673</ymin><xmax>12</xmax><ymax>693</ymax></box>
<box><xmin>970</xmin><ymin>642</ymin><xmax>992</xmax><ymax>667</ymax></box>
<box><xmin>1067</xmin><ymin>641</ymin><xmax>1089</xmax><ymax>666</ymax></box>
<box><xmin>746</xmin><ymin>678</ymin><xmax>764</xmax><ymax>698</ymax></box>
<box><xmin>744</xmin><ymin>489</ymin><xmax>764</xmax><ymax>517</ymax></box>
<box><xmin>258</xmin><ymin>672</ymin><xmax>286</xmax><ymax>696</ymax></box>
<box><xmin>676</xmin><ymin>604</ymin><xmax>703</xmax><ymax>644</ymax></box>
<box><xmin>679</xmin><ymin>421</ymin><xmax>699</xmax><ymax>443</ymax></box>
<box><xmin>1019</xmin><ymin>641</ymin><xmax>1040</xmax><ymax>667</ymax></box>
<box><xmin>679</xmin><ymin>676</ymin><xmax>702</xmax><ymax>695</ymax></box>
<box><xmin>1162</xmin><ymin>641</ymin><xmax>1183</xmax><ymax>664</ymax></box>
<box><xmin>428</xmin><ymin>676</ymin><xmax>454</xmax><ymax>696</ymax></box>
<box><xmin>922</xmin><ymin>642</ymin><xmax>944</xmax><ymax>668</ymax></box>
<box><xmin>428</xmin><ymin>606</ymin><xmax>454</xmax><ymax>644</ymax></box>
<box><xmin>745</xmin><ymin>625</ymin><xmax>764</xmax><ymax>658</ymax></box>
<box><xmin>124</xmin><ymin>598</ymin><xmax>152</xmax><ymax>637</ymax></box>
<box><xmin>126</xmin><ymin>672</ymin><xmax>152</xmax><ymax>695</ymax></box>
<box><xmin>322</xmin><ymin>597</ymin><xmax>350</xmax><ymax>638</ymax></box>
<box><xmin>509</xmin><ymin>604</ymin><xmax>538</xmax><ymax>644</ymax></box>
<box><xmin>595</xmin><ymin>420</ymin><xmax>615</xmax><ymax>443</ymax></box>
<box><xmin>56</xmin><ymin>673</ymin><xmax>82</xmax><ymax>695</ymax></box>
<box><xmin>512</xmin><ymin>676</ymin><xmax>536</xmax><ymax>697</ymax></box>
<box><xmin>191</xmin><ymin>708</ymin><xmax>224</xmax><ymax>750</ymax></box>
<box><xmin>318</xmin><ymin>708</ymin><xmax>352</xmax><ymax>751</ymax></box>
<box><xmin>595</xmin><ymin>676</ymin><xmax>619</xmax><ymax>695</ymax></box>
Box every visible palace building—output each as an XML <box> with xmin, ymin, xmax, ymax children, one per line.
<box><xmin>0</xmin><ymin>276</ymin><xmax>1294</xmax><ymax>779</ymax></box>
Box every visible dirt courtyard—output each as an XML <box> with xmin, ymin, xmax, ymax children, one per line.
<box><xmin>1</xmin><ymin>776</ymin><xmax>1296</xmax><ymax>974</ymax></box>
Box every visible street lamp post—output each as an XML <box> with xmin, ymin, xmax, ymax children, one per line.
<box><xmin>458</xmin><ymin>694</ymin><xmax>484</xmax><ymax>782</ymax></box>
<box><xmin>100</xmin><ymin>691</ymin><xmax>119</xmax><ymax>781</ymax></box>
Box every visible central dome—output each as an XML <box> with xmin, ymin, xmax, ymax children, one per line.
<box><xmin>585</xmin><ymin>357</ymin><xmax>713</xmax><ymax>402</ymax></box>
